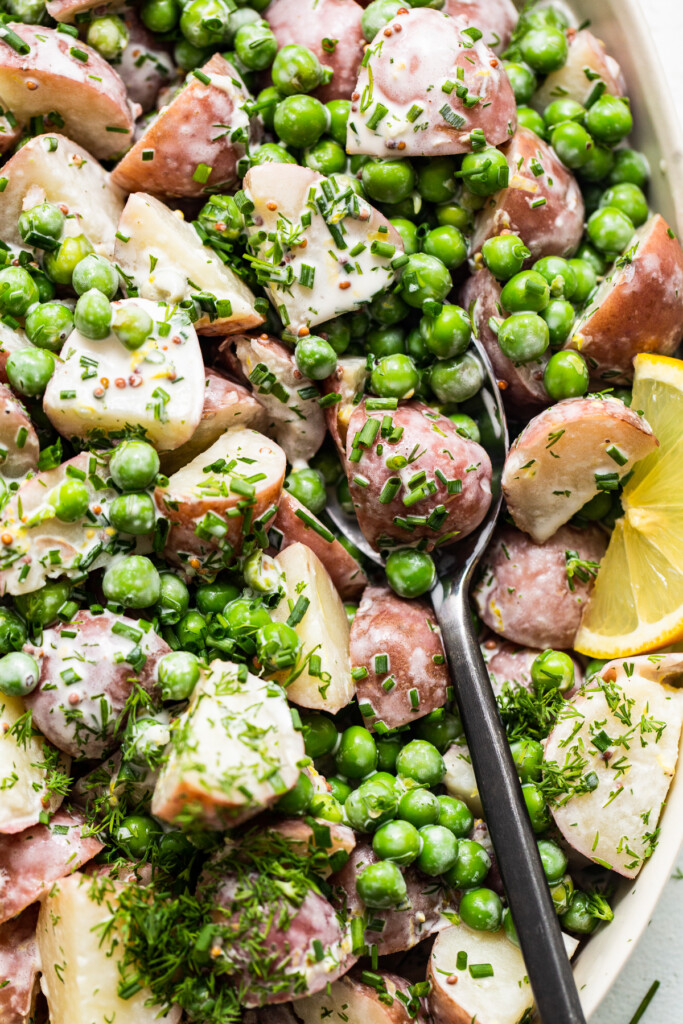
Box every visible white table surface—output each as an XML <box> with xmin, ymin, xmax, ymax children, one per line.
<box><xmin>589</xmin><ymin>3</ymin><xmax>683</xmax><ymax>1021</ymax></box>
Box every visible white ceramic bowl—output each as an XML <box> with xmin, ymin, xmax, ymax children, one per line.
<box><xmin>526</xmin><ymin>0</ymin><xmax>683</xmax><ymax>1017</ymax></box>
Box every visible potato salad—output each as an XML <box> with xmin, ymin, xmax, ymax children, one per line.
<box><xmin>0</xmin><ymin>2</ymin><xmax>682</xmax><ymax>1023</ymax></box>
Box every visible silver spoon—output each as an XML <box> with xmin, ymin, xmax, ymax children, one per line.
<box><xmin>326</xmin><ymin>336</ymin><xmax>587</xmax><ymax>1024</ymax></box>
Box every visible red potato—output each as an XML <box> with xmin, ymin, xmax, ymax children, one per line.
<box><xmin>0</xmin><ymin>382</ymin><xmax>39</xmax><ymax>478</ymax></box>
<box><xmin>532</xmin><ymin>28</ymin><xmax>626</xmax><ymax>112</ymax></box>
<box><xmin>245</xmin><ymin>1008</ymin><xmax>299</xmax><ymax>1024</ymax></box>
<box><xmin>264</xmin><ymin>0</ymin><xmax>365</xmax><ymax>102</ymax></box>
<box><xmin>0</xmin><ymin>906</ymin><xmax>40</xmax><ymax>1024</ymax></box>
<box><xmin>160</xmin><ymin>369</ymin><xmax>267</xmax><ymax>476</ymax></box>
<box><xmin>545</xmin><ymin>655</ymin><xmax>683</xmax><ymax>878</ymax></box>
<box><xmin>232</xmin><ymin>334</ymin><xmax>326</xmax><ymax>466</ymax></box>
<box><xmin>0</xmin><ymin>134</ymin><xmax>125</xmax><ymax>258</ymax></box>
<box><xmin>292</xmin><ymin>971</ymin><xmax>426</xmax><ymax>1024</ymax></box>
<box><xmin>344</xmin><ymin>400</ymin><xmax>492</xmax><ymax>551</ymax></box>
<box><xmin>566</xmin><ymin>214</ymin><xmax>683</xmax><ymax>382</ymax></box>
<box><xmin>112</xmin><ymin>54</ymin><xmax>260</xmax><ymax>198</ymax></box>
<box><xmin>460</xmin><ymin>267</ymin><xmax>548</xmax><ymax>416</ymax></box>
<box><xmin>503</xmin><ymin>397</ymin><xmax>658</xmax><ymax>543</ymax></box>
<box><xmin>45</xmin><ymin>0</ymin><xmax>106</xmax><ymax>19</ymax></box>
<box><xmin>0</xmin><ymin>694</ymin><xmax>69</xmax><ymax>834</ymax></box>
<box><xmin>469</xmin><ymin>127</ymin><xmax>585</xmax><ymax>260</ymax></box>
<box><xmin>157</xmin><ymin>427</ymin><xmax>286</xmax><ymax>578</ymax></box>
<box><xmin>0</xmin><ymin>25</ymin><xmax>138</xmax><ymax>159</ymax></box>
<box><xmin>0</xmin><ymin>809</ymin><xmax>103</xmax><ymax>924</ymax></box>
<box><xmin>483</xmin><ymin>639</ymin><xmax>584</xmax><ymax>697</ymax></box>
<box><xmin>346</xmin><ymin>7</ymin><xmax>516</xmax><ymax>158</ymax></box>
<box><xmin>473</xmin><ymin>524</ymin><xmax>607</xmax><ymax>649</ymax></box>
<box><xmin>323</xmin><ymin>355</ymin><xmax>369</xmax><ymax>457</ymax></box>
<box><xmin>24</xmin><ymin>610</ymin><xmax>170</xmax><ymax>759</ymax></box>
<box><xmin>350</xmin><ymin>584</ymin><xmax>450</xmax><ymax>730</ymax></box>
<box><xmin>443</xmin><ymin>0</ymin><xmax>517</xmax><ymax>54</ymax></box>
<box><xmin>272</xmin><ymin>490</ymin><xmax>368</xmax><ymax>600</ymax></box>
<box><xmin>0</xmin><ymin>110</ymin><xmax>23</xmax><ymax>155</ymax></box>
<box><xmin>115</xmin><ymin>9</ymin><xmax>174</xmax><ymax>113</ymax></box>
<box><xmin>330</xmin><ymin>840</ymin><xmax>446</xmax><ymax>956</ymax></box>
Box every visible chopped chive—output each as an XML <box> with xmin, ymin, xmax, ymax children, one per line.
<box><xmin>294</xmin><ymin>508</ymin><xmax>334</xmax><ymax>542</ymax></box>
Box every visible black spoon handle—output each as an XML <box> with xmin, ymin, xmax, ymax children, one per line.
<box><xmin>433</xmin><ymin>580</ymin><xmax>587</xmax><ymax>1024</ymax></box>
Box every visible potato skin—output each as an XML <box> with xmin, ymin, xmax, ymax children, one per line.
<box><xmin>484</xmin><ymin>639</ymin><xmax>584</xmax><ymax>697</ymax></box>
<box><xmin>473</xmin><ymin>524</ymin><xmax>607</xmax><ymax>649</ymax></box>
<box><xmin>443</xmin><ymin>0</ymin><xmax>517</xmax><ymax>53</ymax></box>
<box><xmin>350</xmin><ymin>585</ymin><xmax>450</xmax><ymax>730</ymax></box>
<box><xmin>566</xmin><ymin>214</ymin><xmax>683</xmax><ymax>382</ymax></box>
<box><xmin>0</xmin><ymin>905</ymin><xmax>39</xmax><ymax>1024</ymax></box>
<box><xmin>0</xmin><ymin>383</ymin><xmax>39</xmax><ymax>478</ymax></box>
<box><xmin>470</xmin><ymin>127</ymin><xmax>585</xmax><ymax>260</ymax></box>
<box><xmin>344</xmin><ymin>401</ymin><xmax>492</xmax><ymax>552</ymax></box>
<box><xmin>461</xmin><ymin>267</ymin><xmax>549</xmax><ymax>417</ymax></box>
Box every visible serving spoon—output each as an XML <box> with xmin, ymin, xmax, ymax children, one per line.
<box><xmin>326</xmin><ymin>336</ymin><xmax>587</xmax><ymax>1024</ymax></box>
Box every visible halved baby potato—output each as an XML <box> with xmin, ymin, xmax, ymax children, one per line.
<box><xmin>292</xmin><ymin>971</ymin><xmax>420</xmax><ymax>1024</ymax></box>
<box><xmin>0</xmin><ymin>382</ymin><xmax>39</xmax><ymax>478</ymax></box>
<box><xmin>114</xmin><ymin>191</ymin><xmax>263</xmax><ymax>335</ymax></box>
<box><xmin>532</xmin><ymin>28</ymin><xmax>625</xmax><ymax>111</ymax></box>
<box><xmin>0</xmin><ymin>25</ymin><xmax>137</xmax><ymax>159</ymax></box>
<box><xmin>443</xmin><ymin>739</ymin><xmax>483</xmax><ymax>818</ymax></box>
<box><xmin>272</xmin><ymin>542</ymin><xmax>354</xmax><ymax>714</ymax></box>
<box><xmin>0</xmin><ymin>695</ymin><xmax>69</xmax><ymax>833</ymax></box>
<box><xmin>0</xmin><ymin>906</ymin><xmax>40</xmax><ymax>1024</ymax></box>
<box><xmin>0</xmin><ymin>134</ymin><xmax>125</xmax><ymax>257</ymax></box>
<box><xmin>152</xmin><ymin>659</ymin><xmax>304</xmax><ymax>829</ymax></box>
<box><xmin>502</xmin><ymin>396</ymin><xmax>658</xmax><ymax>543</ymax></box>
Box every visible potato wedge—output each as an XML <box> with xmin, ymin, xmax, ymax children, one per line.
<box><xmin>350</xmin><ymin>584</ymin><xmax>450</xmax><ymax>730</ymax></box>
<box><xmin>443</xmin><ymin>0</ymin><xmax>517</xmax><ymax>54</ymax></box>
<box><xmin>0</xmin><ymin>906</ymin><xmax>40</xmax><ymax>1024</ymax></box>
<box><xmin>152</xmin><ymin>659</ymin><xmax>304</xmax><ymax>829</ymax></box>
<box><xmin>443</xmin><ymin>739</ymin><xmax>483</xmax><ymax>818</ymax></box>
<box><xmin>0</xmin><ymin>26</ymin><xmax>137</xmax><ymax>159</ymax></box>
<box><xmin>567</xmin><ymin>214</ymin><xmax>683</xmax><ymax>381</ymax></box>
<box><xmin>272</xmin><ymin>490</ymin><xmax>368</xmax><ymax>601</ymax></box>
<box><xmin>473</xmin><ymin>524</ymin><xmax>607</xmax><ymax>649</ymax></box>
<box><xmin>112</xmin><ymin>54</ymin><xmax>260</xmax><ymax>198</ymax></box>
<box><xmin>292</xmin><ymin>971</ymin><xmax>422</xmax><ymax>1024</ymax></box>
<box><xmin>243</xmin><ymin>164</ymin><xmax>402</xmax><ymax>333</ymax></box>
<box><xmin>503</xmin><ymin>397</ymin><xmax>658</xmax><ymax>543</ymax></box>
<box><xmin>428</xmin><ymin>922</ymin><xmax>578</xmax><ymax>1024</ymax></box>
<box><xmin>470</xmin><ymin>127</ymin><xmax>585</xmax><ymax>260</ymax></box>
<box><xmin>0</xmin><ymin>382</ymin><xmax>39</xmax><ymax>478</ymax></box>
<box><xmin>0</xmin><ymin>134</ymin><xmax>124</xmax><ymax>257</ymax></box>
<box><xmin>532</xmin><ymin>28</ymin><xmax>626</xmax><ymax>112</ymax></box>
<box><xmin>346</xmin><ymin>7</ymin><xmax>516</xmax><ymax>157</ymax></box>
<box><xmin>0</xmin><ymin>695</ymin><xmax>69</xmax><ymax>833</ymax></box>
<box><xmin>114</xmin><ymin>191</ymin><xmax>263</xmax><ymax>336</ymax></box>
<box><xmin>545</xmin><ymin>654</ymin><xmax>683</xmax><ymax>878</ymax></box>
<box><xmin>37</xmin><ymin>871</ymin><xmax>181</xmax><ymax>1024</ymax></box>
<box><xmin>156</xmin><ymin>427</ymin><xmax>286</xmax><ymax>576</ymax></box>
<box><xmin>0</xmin><ymin>809</ymin><xmax>102</xmax><ymax>923</ymax></box>
<box><xmin>232</xmin><ymin>333</ymin><xmax>326</xmax><ymax>465</ymax></box>
<box><xmin>44</xmin><ymin>298</ymin><xmax>205</xmax><ymax>452</ymax></box>
<box><xmin>271</xmin><ymin>542</ymin><xmax>354</xmax><ymax>714</ymax></box>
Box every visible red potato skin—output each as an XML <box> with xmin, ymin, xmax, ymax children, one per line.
<box><xmin>461</xmin><ymin>267</ymin><xmax>549</xmax><ymax>416</ymax></box>
<box><xmin>469</xmin><ymin>127</ymin><xmax>585</xmax><ymax>260</ymax></box>
<box><xmin>565</xmin><ymin>214</ymin><xmax>683</xmax><ymax>382</ymax></box>
<box><xmin>483</xmin><ymin>638</ymin><xmax>584</xmax><ymax>697</ymax></box>
<box><xmin>0</xmin><ymin>809</ymin><xmax>103</xmax><ymax>924</ymax></box>
<box><xmin>0</xmin><ymin>382</ymin><xmax>39</xmax><ymax>478</ymax></box>
<box><xmin>112</xmin><ymin>54</ymin><xmax>261</xmax><ymax>198</ymax></box>
<box><xmin>0</xmin><ymin>113</ymin><xmax>22</xmax><ymax>155</ymax></box>
<box><xmin>0</xmin><ymin>905</ymin><xmax>39</xmax><ymax>1024</ymax></box>
<box><xmin>116</xmin><ymin>9</ymin><xmax>174</xmax><ymax>113</ymax></box>
<box><xmin>24</xmin><ymin>610</ymin><xmax>170</xmax><ymax>759</ymax></box>
<box><xmin>473</xmin><ymin>524</ymin><xmax>607</xmax><ymax>649</ymax></box>
<box><xmin>272</xmin><ymin>491</ymin><xmax>368</xmax><ymax>601</ymax></box>
<box><xmin>443</xmin><ymin>0</ymin><xmax>517</xmax><ymax>53</ymax></box>
<box><xmin>264</xmin><ymin>0</ymin><xmax>366</xmax><ymax>102</ymax></box>
<box><xmin>0</xmin><ymin>24</ymin><xmax>138</xmax><ymax>159</ymax></box>
<box><xmin>345</xmin><ymin>401</ymin><xmax>492</xmax><ymax>552</ymax></box>
<box><xmin>331</xmin><ymin>841</ymin><xmax>446</xmax><ymax>955</ymax></box>
<box><xmin>350</xmin><ymin>584</ymin><xmax>450</xmax><ymax>730</ymax></box>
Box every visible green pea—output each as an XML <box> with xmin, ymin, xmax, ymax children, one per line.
<box><xmin>141</xmin><ymin>0</ymin><xmax>180</xmax><ymax>34</ymax></box>
<box><xmin>256</xmin><ymin>621</ymin><xmax>300</xmax><ymax>670</ymax></box>
<box><xmin>586</xmin><ymin>93</ymin><xmax>633</xmax><ymax>146</ymax></box>
<box><xmin>608</xmin><ymin>148</ymin><xmax>649</xmax><ymax>188</ymax></box>
<box><xmin>598</xmin><ymin>182</ymin><xmax>648</xmax><ymax>228</ymax></box>
<box><xmin>0</xmin><ymin>266</ymin><xmax>39</xmax><ymax>317</ymax></box>
<box><xmin>373</xmin><ymin>819</ymin><xmax>421</xmax><ymax>865</ymax></box>
<box><xmin>72</xmin><ymin>254</ymin><xmax>119</xmax><ymax>300</ymax></box>
<box><xmin>460</xmin><ymin>887</ymin><xmax>503</xmax><ymax>930</ymax></box>
<box><xmin>251</xmin><ymin>141</ymin><xmax>298</xmax><ymax>167</ymax></box>
<box><xmin>568</xmin><ymin>258</ymin><xmax>597</xmax><ymax>305</ymax></box>
<box><xmin>519</xmin><ymin>25</ymin><xmax>568</xmax><ymax>73</ymax></box>
<box><xmin>0</xmin><ymin>651</ymin><xmax>40</xmax><ymax>697</ymax></box>
<box><xmin>102</xmin><ymin>556</ymin><xmax>161</xmax><ymax>609</ymax></box>
<box><xmin>110</xmin><ymin>441</ymin><xmax>160</xmax><ymax>491</ymax></box>
<box><xmin>481</xmin><ymin>233</ymin><xmax>530</xmax><ymax>281</ymax></box>
<box><xmin>459</xmin><ymin>147</ymin><xmax>509</xmax><ymax>197</ymax></box>
<box><xmin>14</xmin><ymin>580</ymin><xmax>71</xmax><ymax>630</ymax></box>
<box><xmin>272</xmin><ymin>43</ymin><xmax>323</xmax><ymax>94</ymax></box>
<box><xmin>550</xmin><ymin>873</ymin><xmax>575</xmax><ymax>916</ymax></box>
<box><xmin>396</xmin><ymin>739</ymin><xmax>445</xmax><ymax>787</ymax></box>
<box><xmin>275</xmin><ymin>771</ymin><xmax>314</xmax><ymax>815</ymax></box>
<box><xmin>335</xmin><ymin>725</ymin><xmax>377</xmax><ymax>779</ymax></box>
<box><xmin>416</xmin><ymin>824</ymin><xmax>459</xmax><ymax>876</ymax></box>
<box><xmin>521</xmin><ymin>781</ymin><xmax>551</xmax><ymax>833</ymax></box>
<box><xmin>413</xmin><ymin>710</ymin><xmax>461</xmax><ymax>753</ymax></box>
<box><xmin>336</xmin><ymin>475</ymin><xmax>353</xmax><ymax>515</ymax></box>
<box><xmin>501</xmin><ymin>270</ymin><xmax>550</xmax><ymax>313</ymax></box>
<box><xmin>369</xmin><ymin>291</ymin><xmax>409</xmax><ymax>326</ymax></box>
<box><xmin>0</xmin><ymin>608</ymin><xmax>27</xmax><ymax>655</ymax></box>
<box><xmin>585</xmin><ymin>658</ymin><xmax>608</xmax><ymax>681</ymax></box>
<box><xmin>156</xmin><ymin>573</ymin><xmax>190</xmax><ymax>625</ymax></box>
<box><xmin>509</xmin><ymin>738</ymin><xmax>544</xmax><ymax>783</ymax></box>
<box><xmin>234</xmin><ymin>21</ymin><xmax>277</xmax><ymax>70</ymax></box>
<box><xmin>362</xmin><ymin>159</ymin><xmax>416</xmax><ymax>206</ymax></box>
<box><xmin>497</xmin><ymin>312</ymin><xmax>549</xmax><ymax>364</ymax></box>
<box><xmin>112</xmin><ymin>304</ymin><xmax>153</xmax><ymax>351</ymax></box>
<box><xmin>74</xmin><ymin>289</ymin><xmax>112</xmax><ymax>341</ymax></box>
<box><xmin>326</xmin><ymin>99</ymin><xmax>351</xmax><ymax>147</ymax></box>
<box><xmin>44</xmin><ymin>235</ymin><xmax>94</xmax><ymax>285</ymax></box>
<box><xmin>444</xmin><ymin>838</ymin><xmax>491</xmax><ymax>888</ymax></box>
<box><xmin>541</xmin><ymin>300</ymin><xmax>576</xmax><ymax>347</ymax></box>
<box><xmin>356</xmin><ymin>860</ymin><xmax>407</xmax><ymax>909</ymax></box>
<box><xmin>376</xmin><ymin>735</ymin><xmax>403</xmax><ymax>773</ymax></box>
<box><xmin>309</xmin><ymin>792</ymin><xmax>344</xmax><ymax>822</ymax></box>
<box><xmin>538</xmin><ymin>838</ymin><xmax>568</xmax><ymax>884</ymax></box>
<box><xmin>252</xmin><ymin>86</ymin><xmax>281</xmax><ymax>132</ymax></box>
<box><xmin>327</xmin><ymin>775</ymin><xmax>353</xmax><ymax>803</ymax></box>
<box><xmin>417</xmin><ymin>157</ymin><xmax>457</xmax><ymax>204</ymax></box>
<box><xmin>532</xmin><ymin>256</ymin><xmax>577</xmax><ymax>299</ymax></box>
<box><xmin>543</xmin><ymin>98</ymin><xmax>586</xmax><ymax>129</ymax></box>
<box><xmin>503</xmin><ymin>61</ymin><xmax>536</xmax><ymax>104</ymax></box>
<box><xmin>244</xmin><ymin>552</ymin><xmax>281</xmax><ymax>594</ymax></box>
<box><xmin>550</xmin><ymin>121</ymin><xmax>594</xmax><ymax>170</ymax></box>
<box><xmin>435</xmin><ymin>202</ymin><xmax>470</xmax><ymax>232</ymax></box>
<box><xmin>577</xmin><ymin>491</ymin><xmax>612</xmax><ymax>522</ymax></box>
<box><xmin>29</xmin><ymin>269</ymin><xmax>55</xmax><ymax>304</ymax></box>
<box><xmin>516</xmin><ymin>105</ymin><xmax>547</xmax><ymax>139</ymax></box>
<box><xmin>345</xmin><ymin>776</ymin><xmax>397</xmax><ymax>832</ymax></box>
<box><xmin>379</xmin><ymin>193</ymin><xmax>422</xmax><ymax>221</ymax></box>
<box><xmin>180</xmin><ymin>0</ymin><xmax>231</xmax><ymax>48</ymax></box>
<box><xmin>420</xmin><ymin>304</ymin><xmax>470</xmax><ymax>360</ymax></box>
<box><xmin>157</xmin><ymin>830</ymin><xmax>195</xmax><ymax>870</ymax></box>
<box><xmin>195</xmin><ymin>581</ymin><xmax>239</xmax><ymax>615</ymax></box>
<box><xmin>294</xmin><ymin>335</ymin><xmax>337</xmax><ymax>380</ymax></box>
<box><xmin>398</xmin><ymin>787</ymin><xmax>440</xmax><ymax>829</ymax></box>
<box><xmin>366</xmin><ymin>325</ymin><xmax>405</xmax><ymax>359</ymax></box>
<box><xmin>109</xmin><ymin>492</ymin><xmax>156</xmax><ymax>535</ymax></box>
<box><xmin>531</xmin><ymin>649</ymin><xmax>575</xmax><ymax>694</ymax></box>
<box><xmin>304</xmin><ymin>138</ymin><xmax>347</xmax><ymax>176</ymax></box>
<box><xmin>361</xmin><ymin>0</ymin><xmax>404</xmax><ymax>42</ymax></box>
<box><xmin>422</xmin><ymin>225</ymin><xmax>466</xmax><ymax>269</ymax></box>
<box><xmin>158</xmin><ymin>650</ymin><xmax>200</xmax><ymax>701</ymax></box>
<box><xmin>6</xmin><ymin>348</ymin><xmax>55</xmax><ymax>398</ymax></box>
<box><xmin>437</xmin><ymin>794</ymin><xmax>474</xmax><ymax>837</ymax></box>
<box><xmin>284</xmin><ymin>467</ymin><xmax>326</xmax><ymax>515</ymax></box>
<box><xmin>114</xmin><ymin>814</ymin><xmax>160</xmax><ymax>860</ymax></box>
<box><xmin>25</xmin><ymin>302</ymin><xmax>73</xmax><ymax>352</ymax></box>
<box><xmin>385</xmin><ymin>548</ymin><xmax>436</xmax><ymax>599</ymax></box>
<box><xmin>400</xmin><ymin>253</ymin><xmax>452</xmax><ymax>309</ymax></box>
<box><xmin>301</xmin><ymin>712</ymin><xmax>338</xmax><ymax>759</ymax></box>
<box><xmin>274</xmin><ymin>94</ymin><xmax>328</xmax><ymax>148</ymax></box>
<box><xmin>319</xmin><ymin>317</ymin><xmax>351</xmax><ymax>356</ymax></box>
<box><xmin>18</xmin><ymin>202</ymin><xmax>64</xmax><ymax>251</ymax></box>
<box><xmin>559</xmin><ymin>891</ymin><xmax>598</xmax><ymax>934</ymax></box>
<box><xmin>543</xmin><ymin>350</ymin><xmax>589</xmax><ymax>399</ymax></box>
<box><xmin>579</xmin><ymin>144</ymin><xmax>615</xmax><ymax>183</ymax></box>
<box><xmin>449</xmin><ymin>413</ymin><xmax>481</xmax><ymax>443</ymax></box>
<box><xmin>390</xmin><ymin>218</ymin><xmax>419</xmax><ymax>255</ymax></box>
<box><xmin>176</xmin><ymin>610</ymin><xmax>208</xmax><ymax>652</ymax></box>
<box><xmin>371</xmin><ymin>353</ymin><xmax>419</xmax><ymax>400</ymax></box>
<box><xmin>86</xmin><ymin>15</ymin><xmax>129</xmax><ymax>59</ymax></box>
<box><xmin>406</xmin><ymin>326</ymin><xmax>430</xmax><ymax>365</ymax></box>
<box><xmin>429</xmin><ymin>352</ymin><xmax>484</xmax><ymax>403</ymax></box>
<box><xmin>174</xmin><ymin>39</ymin><xmax>212</xmax><ymax>70</ymax></box>
<box><xmin>49</xmin><ymin>480</ymin><xmax>90</xmax><ymax>523</ymax></box>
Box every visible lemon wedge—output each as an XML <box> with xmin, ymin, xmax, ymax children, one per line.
<box><xmin>575</xmin><ymin>354</ymin><xmax>683</xmax><ymax>657</ymax></box>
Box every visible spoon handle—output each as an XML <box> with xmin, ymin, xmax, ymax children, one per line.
<box><xmin>432</xmin><ymin>578</ymin><xmax>587</xmax><ymax>1024</ymax></box>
